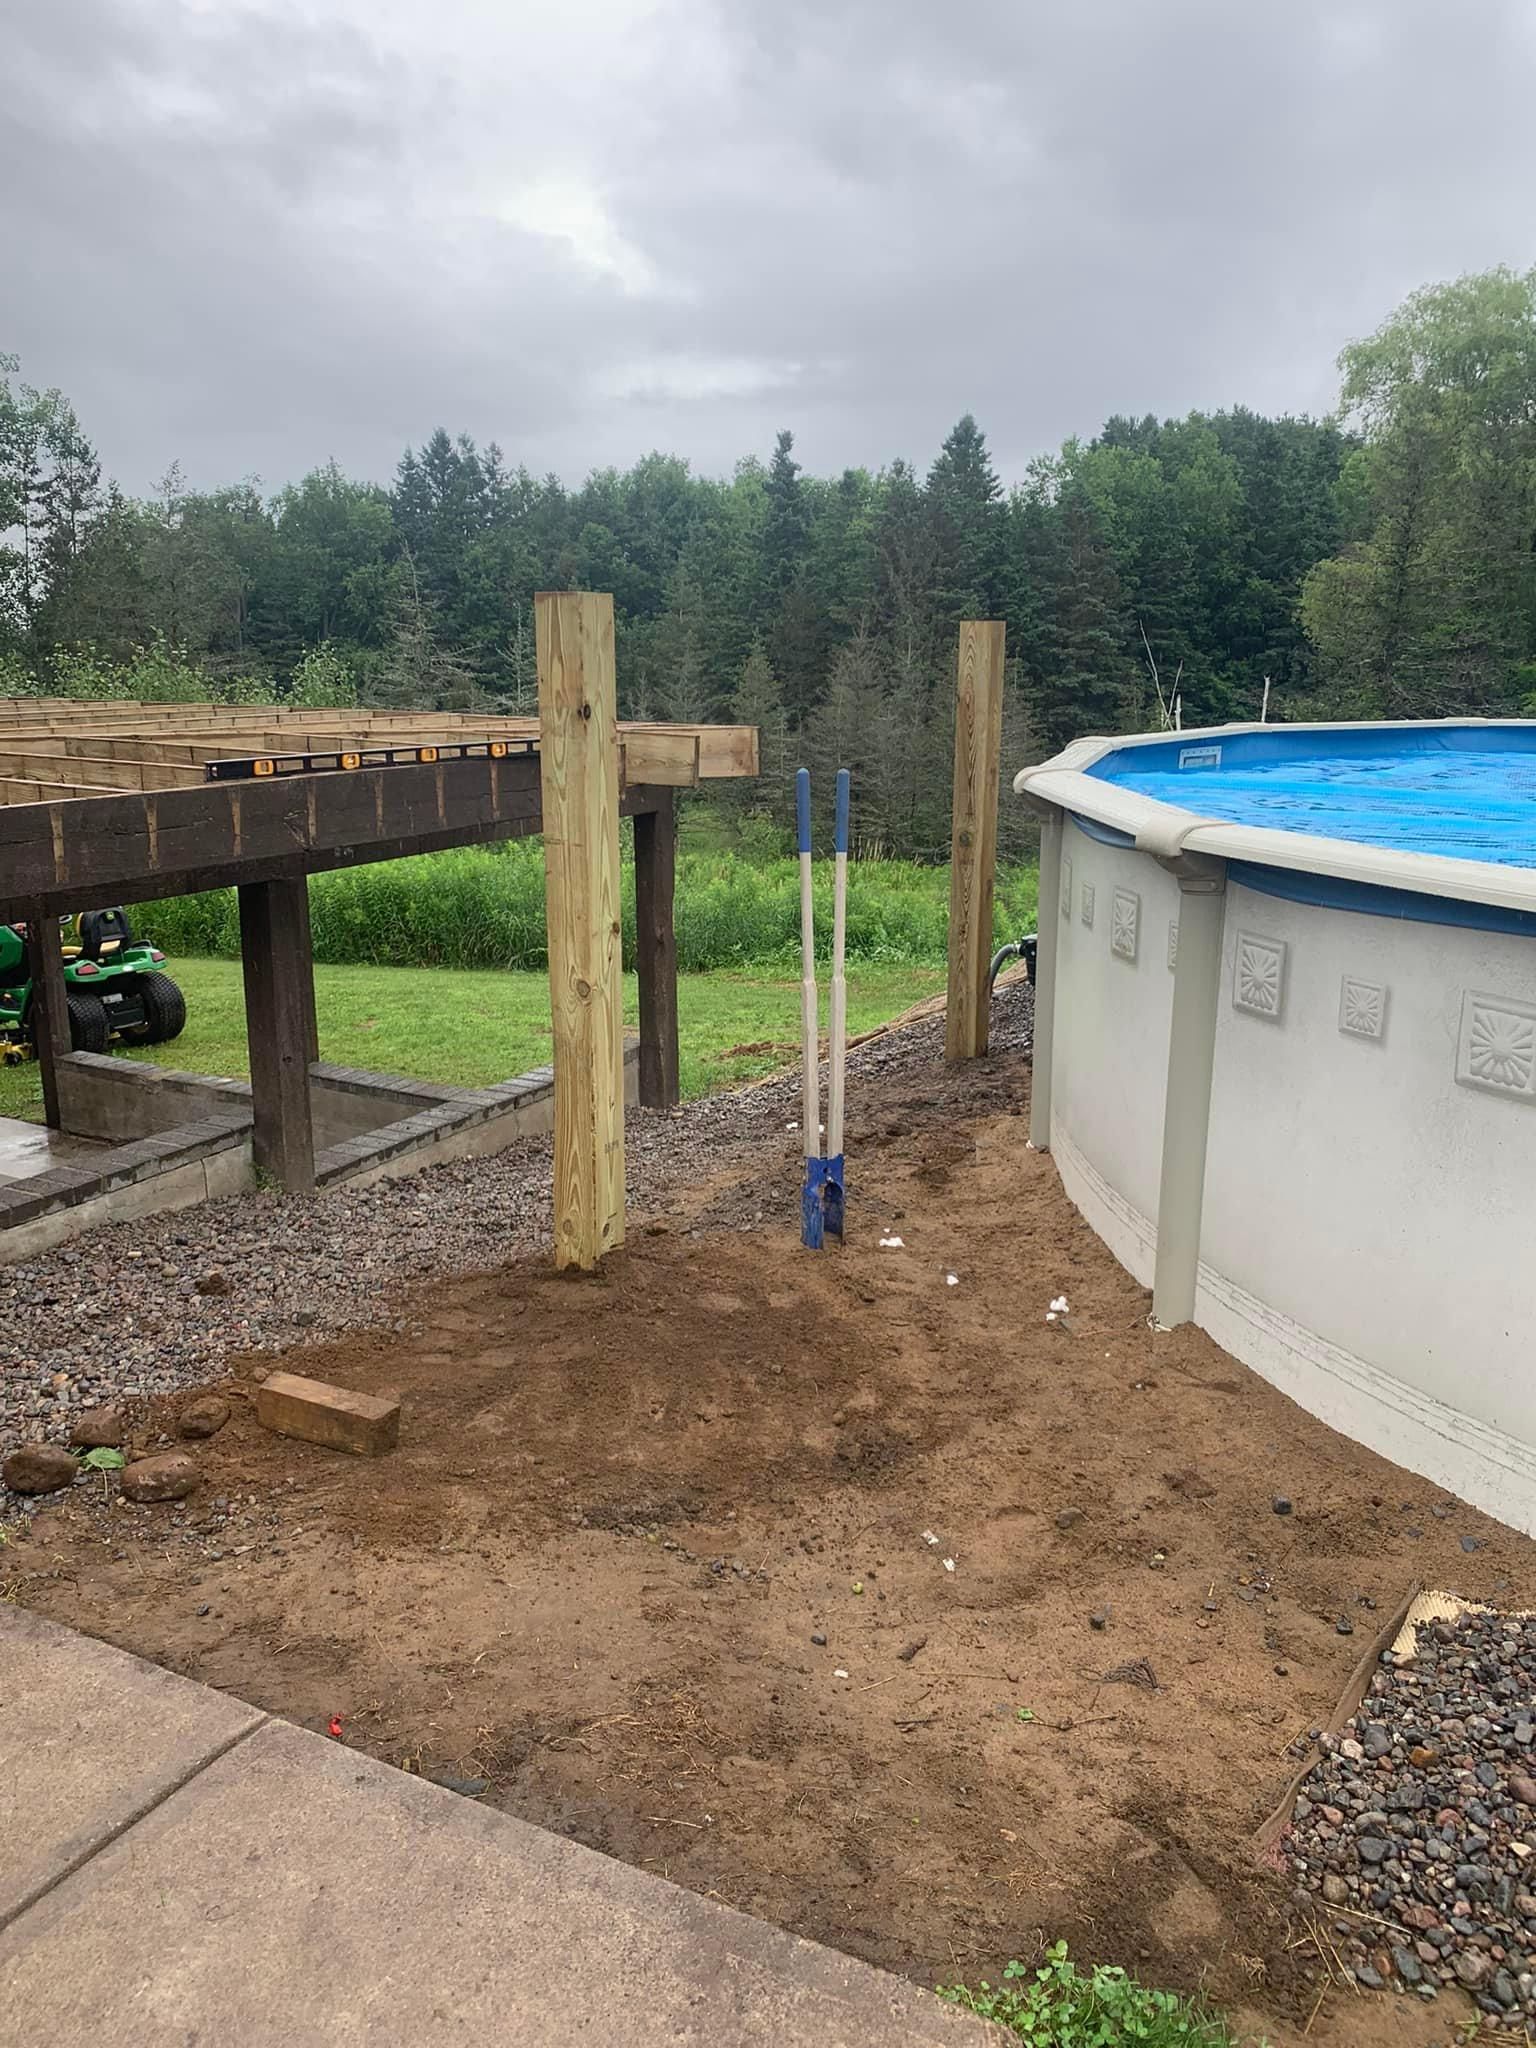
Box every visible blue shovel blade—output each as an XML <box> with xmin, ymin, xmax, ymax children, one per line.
<box><xmin>801</xmin><ymin>1155</ymin><xmax>826</xmax><ymax>1249</ymax></box>
<box><xmin>822</xmin><ymin>1156</ymin><xmax>845</xmax><ymax>1240</ymax></box>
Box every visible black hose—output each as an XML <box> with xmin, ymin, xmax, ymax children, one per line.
<box><xmin>989</xmin><ymin>932</ymin><xmax>1038</xmax><ymax>992</ymax></box>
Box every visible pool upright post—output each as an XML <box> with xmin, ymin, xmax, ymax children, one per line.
<box><xmin>1028</xmin><ymin>807</ymin><xmax>1063</xmax><ymax>1152</ymax></box>
<box><xmin>1152</xmin><ymin>858</ymin><xmax>1227</xmax><ymax>1329</ymax></box>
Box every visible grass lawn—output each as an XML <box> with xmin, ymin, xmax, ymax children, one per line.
<box><xmin>0</xmin><ymin>955</ymin><xmax>943</xmax><ymax>1123</ymax></box>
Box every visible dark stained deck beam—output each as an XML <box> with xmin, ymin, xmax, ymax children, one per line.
<box><xmin>0</xmin><ymin>754</ymin><xmax>545</xmax><ymax>920</ymax></box>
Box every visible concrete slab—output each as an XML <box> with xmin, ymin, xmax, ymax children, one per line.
<box><xmin>0</xmin><ymin>1606</ymin><xmax>264</xmax><ymax>1929</ymax></box>
<box><xmin>1</xmin><ymin>1711</ymin><xmax>991</xmax><ymax>2046</ymax></box>
<box><xmin>0</xmin><ymin>1114</ymin><xmax>103</xmax><ymax>1184</ymax></box>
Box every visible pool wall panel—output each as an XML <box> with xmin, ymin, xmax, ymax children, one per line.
<box><xmin>1051</xmin><ymin>821</ymin><xmax>1178</xmax><ymax>1277</ymax></box>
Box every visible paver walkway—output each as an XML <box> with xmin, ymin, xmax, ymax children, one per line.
<box><xmin>0</xmin><ymin>1606</ymin><xmax>996</xmax><ymax>2045</ymax></box>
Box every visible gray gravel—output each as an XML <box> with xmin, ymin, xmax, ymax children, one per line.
<box><xmin>1286</xmin><ymin>1607</ymin><xmax>1536</xmax><ymax>2018</ymax></box>
<box><xmin>1</xmin><ymin>979</ymin><xmax>1032</xmax><ymax>1505</ymax></box>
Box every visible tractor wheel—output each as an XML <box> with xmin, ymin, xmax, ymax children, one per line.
<box><xmin>136</xmin><ymin>971</ymin><xmax>187</xmax><ymax>1045</ymax></box>
<box><xmin>64</xmin><ymin>991</ymin><xmax>110</xmax><ymax>1054</ymax></box>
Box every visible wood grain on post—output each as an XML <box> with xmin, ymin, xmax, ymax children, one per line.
<box><xmin>944</xmin><ymin>620</ymin><xmax>1006</xmax><ymax>1061</ymax></box>
<box><xmin>536</xmin><ymin>591</ymin><xmax>625</xmax><ymax>1270</ymax></box>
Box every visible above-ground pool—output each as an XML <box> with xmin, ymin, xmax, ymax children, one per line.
<box><xmin>1016</xmin><ymin>721</ymin><xmax>1536</xmax><ymax>1534</ymax></box>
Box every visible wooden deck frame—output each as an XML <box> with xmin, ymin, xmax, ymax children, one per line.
<box><xmin>0</xmin><ymin>663</ymin><xmax>755</xmax><ymax>1253</ymax></box>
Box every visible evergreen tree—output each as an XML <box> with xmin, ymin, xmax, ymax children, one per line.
<box><xmin>927</xmin><ymin>414</ymin><xmax>1003</xmax><ymax>625</ymax></box>
<box><xmin>1031</xmin><ymin>485</ymin><xmax>1135</xmax><ymax>753</ymax></box>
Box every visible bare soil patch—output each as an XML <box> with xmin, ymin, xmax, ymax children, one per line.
<box><xmin>9</xmin><ymin>1014</ymin><xmax>1528</xmax><ymax>2048</ymax></box>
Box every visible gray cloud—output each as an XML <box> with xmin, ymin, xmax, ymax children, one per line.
<box><xmin>4</xmin><ymin>0</ymin><xmax>1534</xmax><ymax>496</ymax></box>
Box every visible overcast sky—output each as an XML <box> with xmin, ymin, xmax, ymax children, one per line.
<box><xmin>5</xmin><ymin>0</ymin><xmax>1535</xmax><ymax>498</ymax></box>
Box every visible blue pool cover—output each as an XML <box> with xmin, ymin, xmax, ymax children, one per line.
<box><xmin>1088</xmin><ymin>725</ymin><xmax>1536</xmax><ymax>870</ymax></box>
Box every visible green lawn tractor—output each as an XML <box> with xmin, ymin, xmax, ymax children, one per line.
<box><xmin>0</xmin><ymin>909</ymin><xmax>187</xmax><ymax>1061</ymax></box>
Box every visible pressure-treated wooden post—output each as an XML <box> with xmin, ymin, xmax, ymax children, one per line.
<box><xmin>22</xmin><ymin>907</ymin><xmax>69</xmax><ymax>1129</ymax></box>
<box><xmin>633</xmin><ymin>793</ymin><xmax>680</xmax><ymax>1112</ymax></box>
<box><xmin>537</xmin><ymin>591</ymin><xmax>625</xmax><ymax>1269</ymax></box>
<box><xmin>945</xmin><ymin>620</ymin><xmax>1006</xmax><ymax>1061</ymax></box>
<box><xmin>238</xmin><ymin>872</ymin><xmax>317</xmax><ymax>1192</ymax></box>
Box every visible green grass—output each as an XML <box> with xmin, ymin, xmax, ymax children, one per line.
<box><xmin>941</xmin><ymin>1944</ymin><xmax>1247</xmax><ymax>2048</ymax></box>
<box><xmin>135</xmin><ymin>843</ymin><xmax>1039</xmax><ymax>976</ymax></box>
<box><xmin>0</xmin><ymin>955</ymin><xmax>944</xmax><ymax>1122</ymax></box>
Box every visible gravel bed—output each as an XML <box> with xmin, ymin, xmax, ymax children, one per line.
<box><xmin>1286</xmin><ymin>1607</ymin><xmax>1536</xmax><ymax>2018</ymax></box>
<box><xmin>0</xmin><ymin>981</ymin><xmax>1032</xmax><ymax>1505</ymax></box>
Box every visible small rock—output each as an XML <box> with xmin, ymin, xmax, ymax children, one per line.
<box><xmin>1357</xmin><ymin>1837</ymin><xmax>1392</xmax><ymax>1865</ymax></box>
<box><xmin>425</xmin><ymin>1771</ymin><xmax>490</xmax><ymax>1799</ymax></box>
<box><xmin>2</xmin><ymin>1443</ymin><xmax>79</xmax><ymax>1495</ymax></box>
<box><xmin>1273</xmin><ymin>1496</ymin><xmax>1293</xmax><ymax>1516</ymax></box>
<box><xmin>178</xmin><ymin>1396</ymin><xmax>231</xmax><ymax>1440</ymax></box>
<box><xmin>120</xmin><ymin>1453</ymin><xmax>200</xmax><ymax>1504</ymax></box>
<box><xmin>195</xmin><ymin>1603</ymin><xmax>212</xmax><ymax>1617</ymax></box>
<box><xmin>1392</xmin><ymin>1947</ymin><xmax>1422</xmax><ymax>1986</ymax></box>
<box><xmin>1336</xmin><ymin>1617</ymin><xmax>1355</xmax><ymax>1636</ymax></box>
<box><xmin>195</xmin><ymin>1269</ymin><xmax>232</xmax><ymax>1297</ymax></box>
<box><xmin>71</xmin><ymin>1407</ymin><xmax>126</xmax><ymax>1449</ymax></box>
<box><xmin>1511</xmin><ymin>1776</ymin><xmax>1536</xmax><ymax>1807</ymax></box>
<box><xmin>1409</xmin><ymin>1745</ymin><xmax>1439</xmax><ymax>1768</ymax></box>
<box><xmin>1055</xmin><ymin>1508</ymin><xmax>1084</xmax><ymax>1530</ymax></box>
<box><xmin>1275</xmin><ymin>1663</ymin><xmax>1289</xmax><ymax>1677</ymax></box>
<box><xmin>1454</xmin><ymin>1952</ymin><xmax>1491</xmax><ymax>1992</ymax></box>
<box><xmin>1461</xmin><ymin>1535</ymin><xmax>1482</xmax><ymax>1554</ymax></box>
<box><xmin>896</xmin><ymin>1636</ymin><xmax>927</xmax><ymax>1663</ymax></box>
<box><xmin>1354</xmin><ymin>1965</ymin><xmax>1384</xmax><ymax>1991</ymax></box>
<box><xmin>810</xmin><ymin>1632</ymin><xmax>827</xmax><ymax>1647</ymax></box>
<box><xmin>1322</xmin><ymin>1875</ymin><xmax>1349</xmax><ymax>1905</ymax></box>
<box><xmin>1363</xmin><ymin>1723</ymin><xmax>1392</xmax><ymax>1757</ymax></box>
<box><xmin>1089</xmin><ymin>1610</ymin><xmax>1108</xmax><ymax>1631</ymax></box>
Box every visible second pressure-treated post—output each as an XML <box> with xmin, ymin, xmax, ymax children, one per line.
<box><xmin>945</xmin><ymin>620</ymin><xmax>1006</xmax><ymax>1060</ymax></box>
<box><xmin>537</xmin><ymin>590</ymin><xmax>625</xmax><ymax>1271</ymax></box>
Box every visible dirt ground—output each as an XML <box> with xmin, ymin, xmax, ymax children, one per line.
<box><xmin>10</xmin><ymin>1027</ymin><xmax>1532</xmax><ymax>2047</ymax></box>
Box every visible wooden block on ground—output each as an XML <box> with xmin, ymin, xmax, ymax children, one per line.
<box><xmin>254</xmin><ymin>1371</ymin><xmax>400</xmax><ymax>1457</ymax></box>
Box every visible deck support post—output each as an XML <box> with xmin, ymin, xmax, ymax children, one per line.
<box><xmin>633</xmin><ymin>793</ymin><xmax>680</xmax><ymax>1112</ymax></box>
<box><xmin>22</xmin><ymin>907</ymin><xmax>69</xmax><ymax>1130</ymax></box>
<box><xmin>238</xmin><ymin>872</ymin><xmax>317</xmax><ymax>1193</ymax></box>
<box><xmin>537</xmin><ymin>590</ymin><xmax>625</xmax><ymax>1270</ymax></box>
<box><xmin>1027</xmin><ymin>807</ymin><xmax>1064</xmax><ymax>1151</ymax></box>
<box><xmin>1151</xmin><ymin>857</ymin><xmax>1228</xmax><ymax>1329</ymax></box>
<box><xmin>945</xmin><ymin>621</ymin><xmax>1006</xmax><ymax>1061</ymax></box>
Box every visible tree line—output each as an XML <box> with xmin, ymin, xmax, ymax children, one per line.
<box><xmin>4</xmin><ymin>268</ymin><xmax>1534</xmax><ymax>858</ymax></box>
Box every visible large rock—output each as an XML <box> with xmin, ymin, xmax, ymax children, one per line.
<box><xmin>120</xmin><ymin>1452</ymin><xmax>200</xmax><ymax>1504</ymax></box>
<box><xmin>71</xmin><ymin>1407</ymin><xmax>126</xmax><ymax>1450</ymax></box>
<box><xmin>2</xmin><ymin>1444</ymin><xmax>79</xmax><ymax>1496</ymax></box>
<box><xmin>178</xmin><ymin>1397</ymin><xmax>231</xmax><ymax>1441</ymax></box>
